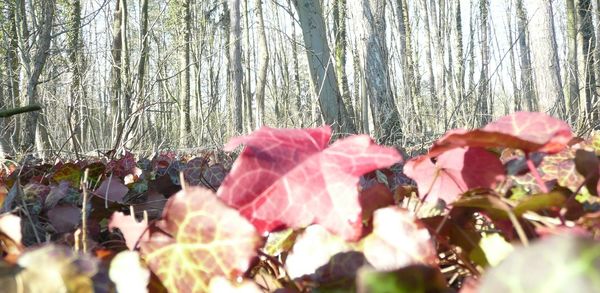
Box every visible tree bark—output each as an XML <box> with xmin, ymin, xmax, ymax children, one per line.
<box><xmin>478</xmin><ymin>0</ymin><xmax>491</xmax><ymax>125</ymax></box>
<box><xmin>67</xmin><ymin>0</ymin><xmax>83</xmax><ymax>155</ymax></box>
<box><xmin>523</xmin><ymin>0</ymin><xmax>565</xmax><ymax>117</ymax></box>
<box><xmin>293</xmin><ymin>0</ymin><xmax>356</xmax><ymax>134</ymax></box>
<box><xmin>229</xmin><ymin>0</ymin><xmax>244</xmax><ymax>134</ymax></box>
<box><xmin>350</xmin><ymin>0</ymin><xmax>403</xmax><ymax>144</ymax></box>
<box><xmin>515</xmin><ymin>0</ymin><xmax>538</xmax><ymax>111</ymax></box>
<box><xmin>578</xmin><ymin>0</ymin><xmax>598</xmax><ymax>127</ymax></box>
<box><xmin>254</xmin><ymin>0</ymin><xmax>269</xmax><ymax>129</ymax></box>
<box><xmin>566</xmin><ymin>0</ymin><xmax>579</xmax><ymax>124</ymax></box>
<box><xmin>179</xmin><ymin>0</ymin><xmax>192</xmax><ymax>146</ymax></box>
<box><xmin>20</xmin><ymin>0</ymin><xmax>55</xmax><ymax>155</ymax></box>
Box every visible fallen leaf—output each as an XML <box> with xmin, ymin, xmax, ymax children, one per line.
<box><xmin>218</xmin><ymin>126</ymin><xmax>402</xmax><ymax>240</ymax></box>
<box><xmin>140</xmin><ymin>187</ymin><xmax>261</xmax><ymax>292</ymax></box>
<box><xmin>404</xmin><ymin>147</ymin><xmax>505</xmax><ymax>203</ymax></box>
<box><xmin>108</xmin><ymin>212</ymin><xmax>149</xmax><ymax>250</ymax></box>
<box><xmin>362</xmin><ymin>207</ymin><xmax>437</xmax><ymax>271</ymax></box>
<box><xmin>429</xmin><ymin>112</ymin><xmax>572</xmax><ymax>157</ymax></box>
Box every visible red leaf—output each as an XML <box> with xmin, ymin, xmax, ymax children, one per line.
<box><xmin>429</xmin><ymin>112</ymin><xmax>572</xmax><ymax>157</ymax></box>
<box><xmin>108</xmin><ymin>212</ymin><xmax>149</xmax><ymax>250</ymax></box>
<box><xmin>93</xmin><ymin>177</ymin><xmax>129</xmax><ymax>203</ymax></box>
<box><xmin>404</xmin><ymin>147</ymin><xmax>505</xmax><ymax>203</ymax></box>
<box><xmin>140</xmin><ymin>187</ymin><xmax>261</xmax><ymax>292</ymax></box>
<box><xmin>217</xmin><ymin>126</ymin><xmax>402</xmax><ymax>241</ymax></box>
<box><xmin>47</xmin><ymin>205</ymin><xmax>81</xmax><ymax>233</ymax></box>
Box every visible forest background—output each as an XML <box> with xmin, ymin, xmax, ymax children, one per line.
<box><xmin>0</xmin><ymin>0</ymin><xmax>598</xmax><ymax>158</ymax></box>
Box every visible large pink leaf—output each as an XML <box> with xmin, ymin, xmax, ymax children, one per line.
<box><xmin>429</xmin><ymin>112</ymin><xmax>572</xmax><ymax>157</ymax></box>
<box><xmin>217</xmin><ymin>126</ymin><xmax>402</xmax><ymax>241</ymax></box>
<box><xmin>404</xmin><ymin>147</ymin><xmax>505</xmax><ymax>203</ymax></box>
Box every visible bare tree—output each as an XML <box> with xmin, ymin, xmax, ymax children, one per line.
<box><xmin>350</xmin><ymin>0</ymin><xmax>403</xmax><ymax>143</ymax></box>
<box><xmin>229</xmin><ymin>0</ymin><xmax>244</xmax><ymax>134</ymax></box>
<box><xmin>19</xmin><ymin>0</ymin><xmax>55</xmax><ymax>155</ymax></box>
<box><xmin>293</xmin><ymin>0</ymin><xmax>355</xmax><ymax>134</ymax></box>
<box><xmin>523</xmin><ymin>0</ymin><xmax>565</xmax><ymax>117</ymax></box>
<box><xmin>255</xmin><ymin>0</ymin><xmax>268</xmax><ymax>128</ymax></box>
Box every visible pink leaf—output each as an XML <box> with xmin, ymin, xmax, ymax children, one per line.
<box><xmin>218</xmin><ymin>126</ymin><xmax>402</xmax><ymax>241</ymax></box>
<box><xmin>429</xmin><ymin>112</ymin><xmax>572</xmax><ymax>157</ymax></box>
<box><xmin>109</xmin><ymin>212</ymin><xmax>149</xmax><ymax>250</ymax></box>
<box><xmin>363</xmin><ymin>207</ymin><xmax>437</xmax><ymax>270</ymax></box>
<box><xmin>404</xmin><ymin>147</ymin><xmax>505</xmax><ymax>203</ymax></box>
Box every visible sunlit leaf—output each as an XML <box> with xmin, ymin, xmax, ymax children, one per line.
<box><xmin>109</xmin><ymin>212</ymin><xmax>149</xmax><ymax>250</ymax></box>
<box><xmin>478</xmin><ymin>234</ymin><xmax>600</xmax><ymax>292</ymax></box>
<box><xmin>218</xmin><ymin>126</ymin><xmax>402</xmax><ymax>240</ymax></box>
<box><xmin>140</xmin><ymin>187</ymin><xmax>262</xmax><ymax>292</ymax></box>
<box><xmin>404</xmin><ymin>147</ymin><xmax>504</xmax><ymax>203</ymax></box>
<box><xmin>362</xmin><ymin>207</ymin><xmax>437</xmax><ymax>271</ymax></box>
<box><xmin>109</xmin><ymin>251</ymin><xmax>150</xmax><ymax>293</ymax></box>
<box><xmin>429</xmin><ymin>112</ymin><xmax>572</xmax><ymax>157</ymax></box>
<box><xmin>285</xmin><ymin>225</ymin><xmax>352</xmax><ymax>279</ymax></box>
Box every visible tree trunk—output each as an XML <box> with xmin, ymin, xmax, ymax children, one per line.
<box><xmin>179</xmin><ymin>0</ymin><xmax>192</xmax><ymax>146</ymax></box>
<box><xmin>255</xmin><ymin>0</ymin><xmax>269</xmax><ymax>129</ymax></box>
<box><xmin>523</xmin><ymin>0</ymin><xmax>565</xmax><ymax>117</ymax></box>
<box><xmin>350</xmin><ymin>0</ymin><xmax>403</xmax><ymax>144</ymax></box>
<box><xmin>478</xmin><ymin>0</ymin><xmax>491</xmax><ymax>125</ymax></box>
<box><xmin>20</xmin><ymin>0</ymin><xmax>55</xmax><ymax>155</ymax></box>
<box><xmin>566</xmin><ymin>0</ymin><xmax>579</xmax><ymax>125</ymax></box>
<box><xmin>229</xmin><ymin>0</ymin><xmax>244</xmax><ymax>134</ymax></box>
<box><xmin>293</xmin><ymin>0</ymin><xmax>356</xmax><ymax>134</ymax></box>
<box><xmin>515</xmin><ymin>0</ymin><xmax>538</xmax><ymax>111</ymax></box>
<box><xmin>396</xmin><ymin>0</ymin><xmax>422</xmax><ymax>130</ymax></box>
<box><xmin>67</xmin><ymin>0</ymin><xmax>83</xmax><ymax>155</ymax></box>
<box><xmin>333</xmin><ymin>0</ymin><xmax>354</xmax><ymax>126</ymax></box>
<box><xmin>111</xmin><ymin>0</ymin><xmax>123</xmax><ymax>138</ymax></box>
<box><xmin>578</xmin><ymin>0</ymin><xmax>598</xmax><ymax>127</ymax></box>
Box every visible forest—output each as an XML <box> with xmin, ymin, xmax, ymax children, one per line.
<box><xmin>1</xmin><ymin>0</ymin><xmax>600</xmax><ymax>292</ymax></box>
<box><xmin>0</xmin><ymin>0</ymin><xmax>597</xmax><ymax>157</ymax></box>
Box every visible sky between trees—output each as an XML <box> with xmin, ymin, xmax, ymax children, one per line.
<box><xmin>0</xmin><ymin>0</ymin><xmax>597</xmax><ymax>158</ymax></box>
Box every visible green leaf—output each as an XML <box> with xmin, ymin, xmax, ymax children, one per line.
<box><xmin>479</xmin><ymin>234</ymin><xmax>600</xmax><ymax>292</ymax></box>
<box><xmin>357</xmin><ymin>265</ymin><xmax>449</xmax><ymax>293</ymax></box>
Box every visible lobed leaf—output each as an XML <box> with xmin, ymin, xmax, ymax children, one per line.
<box><xmin>218</xmin><ymin>126</ymin><xmax>402</xmax><ymax>240</ymax></box>
<box><xmin>140</xmin><ymin>187</ymin><xmax>262</xmax><ymax>292</ymax></box>
<box><xmin>404</xmin><ymin>147</ymin><xmax>505</xmax><ymax>203</ymax></box>
<box><xmin>429</xmin><ymin>112</ymin><xmax>572</xmax><ymax>157</ymax></box>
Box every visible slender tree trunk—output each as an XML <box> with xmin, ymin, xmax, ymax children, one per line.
<box><xmin>454</xmin><ymin>0</ymin><xmax>466</xmax><ymax>123</ymax></box>
<box><xmin>111</xmin><ymin>0</ymin><xmax>123</xmax><ymax>139</ymax></box>
<box><xmin>478</xmin><ymin>0</ymin><xmax>491</xmax><ymax>125</ymax></box>
<box><xmin>578</xmin><ymin>0</ymin><xmax>599</xmax><ymax>127</ymax></box>
<box><xmin>420</xmin><ymin>0</ymin><xmax>436</xmax><ymax>109</ymax></box>
<box><xmin>523</xmin><ymin>0</ymin><xmax>565</xmax><ymax>117</ymax></box>
<box><xmin>255</xmin><ymin>0</ymin><xmax>269</xmax><ymax>129</ymax></box>
<box><xmin>67</xmin><ymin>0</ymin><xmax>83</xmax><ymax>155</ymax></box>
<box><xmin>566</xmin><ymin>0</ymin><xmax>579</xmax><ymax>125</ymax></box>
<box><xmin>515</xmin><ymin>0</ymin><xmax>537</xmax><ymax>111</ymax></box>
<box><xmin>350</xmin><ymin>0</ymin><xmax>403</xmax><ymax>143</ymax></box>
<box><xmin>20</xmin><ymin>0</ymin><xmax>55</xmax><ymax>155</ymax></box>
<box><xmin>243</xmin><ymin>0</ymin><xmax>254</xmax><ymax>131</ymax></box>
<box><xmin>229</xmin><ymin>0</ymin><xmax>244</xmax><ymax>134</ymax></box>
<box><xmin>333</xmin><ymin>0</ymin><xmax>354</xmax><ymax>125</ymax></box>
<box><xmin>179</xmin><ymin>0</ymin><xmax>191</xmax><ymax>146</ymax></box>
<box><xmin>396</xmin><ymin>0</ymin><xmax>422</xmax><ymax>130</ymax></box>
<box><xmin>293</xmin><ymin>0</ymin><xmax>356</xmax><ymax>134</ymax></box>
